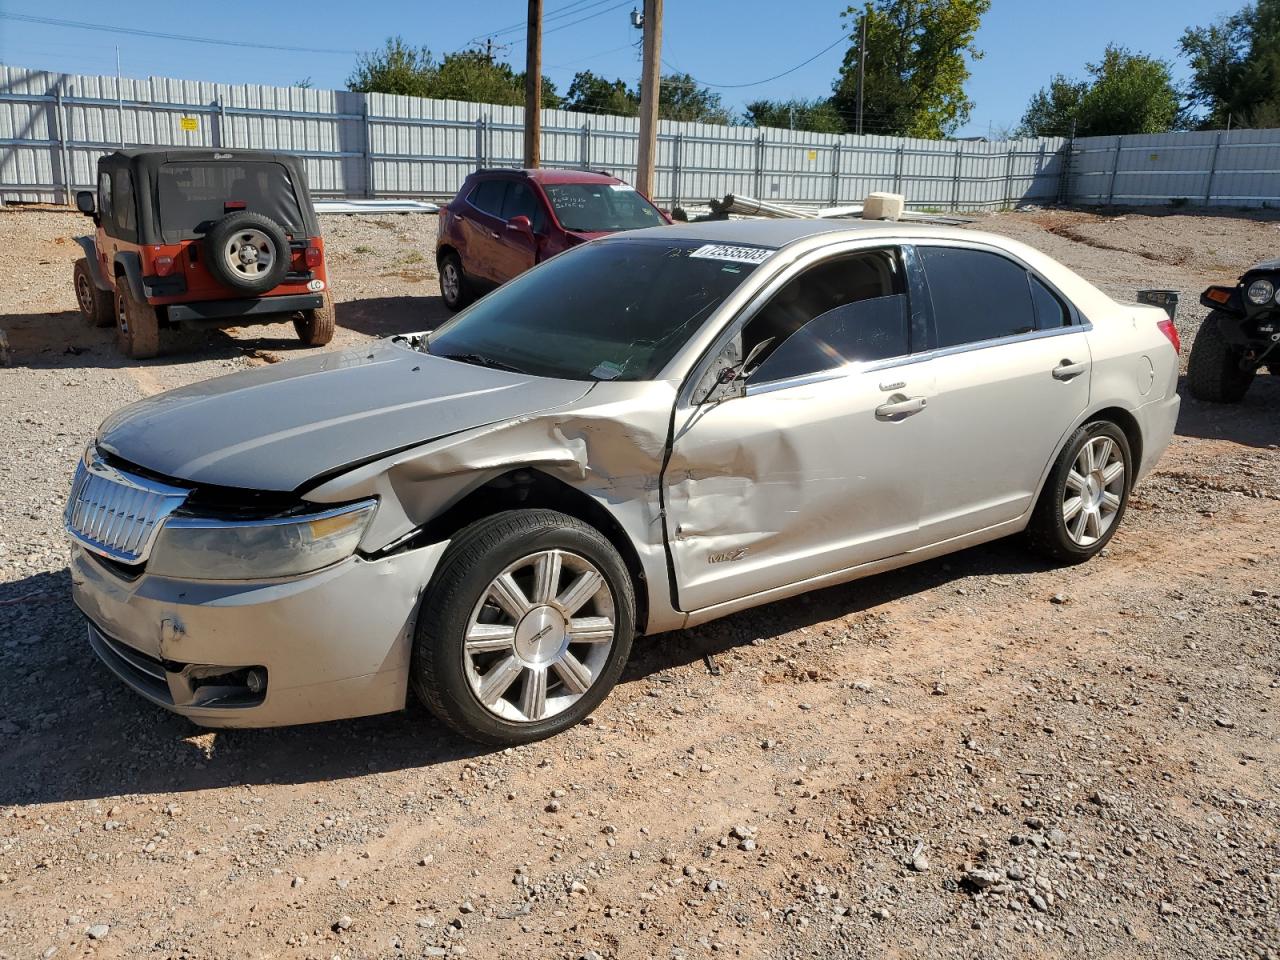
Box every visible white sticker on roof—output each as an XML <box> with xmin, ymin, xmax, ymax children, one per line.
<box><xmin>608</xmin><ymin>184</ymin><xmax>634</xmax><ymax>191</ymax></box>
<box><xmin>689</xmin><ymin>243</ymin><xmax>773</xmax><ymax>264</ymax></box>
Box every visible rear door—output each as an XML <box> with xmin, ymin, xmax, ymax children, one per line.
<box><xmin>459</xmin><ymin>179</ymin><xmax>509</xmax><ymax>283</ymax></box>
<box><xmin>914</xmin><ymin>243</ymin><xmax>1092</xmax><ymax>542</ymax></box>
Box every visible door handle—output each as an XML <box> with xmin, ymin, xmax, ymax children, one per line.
<box><xmin>489</xmin><ymin>230</ymin><xmax>500</xmax><ymax>239</ymax></box>
<box><xmin>1052</xmin><ymin>359</ymin><xmax>1087</xmax><ymax>381</ymax></box>
<box><xmin>875</xmin><ymin>395</ymin><xmax>927</xmax><ymax>420</ymax></box>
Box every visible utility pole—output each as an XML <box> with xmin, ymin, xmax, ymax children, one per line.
<box><xmin>855</xmin><ymin>12</ymin><xmax>866</xmax><ymax>137</ymax></box>
<box><xmin>635</xmin><ymin>0</ymin><xmax>662</xmax><ymax>198</ymax></box>
<box><xmin>116</xmin><ymin>45</ymin><xmax>125</xmax><ymax>148</ymax></box>
<box><xmin>523</xmin><ymin>0</ymin><xmax>542</xmax><ymax>168</ymax></box>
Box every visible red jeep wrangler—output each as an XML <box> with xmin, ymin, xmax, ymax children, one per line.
<box><xmin>72</xmin><ymin>148</ymin><xmax>334</xmax><ymax>358</ymax></box>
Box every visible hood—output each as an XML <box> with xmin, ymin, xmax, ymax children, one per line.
<box><xmin>97</xmin><ymin>341</ymin><xmax>593</xmax><ymax>492</ymax></box>
<box><xmin>1247</xmin><ymin>257</ymin><xmax>1280</xmax><ymax>273</ymax></box>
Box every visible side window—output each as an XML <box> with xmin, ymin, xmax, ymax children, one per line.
<box><xmin>112</xmin><ymin>170</ymin><xmax>137</xmax><ymax>241</ymax></box>
<box><xmin>501</xmin><ymin>182</ymin><xmax>546</xmax><ymax>231</ymax></box>
<box><xmin>1030</xmin><ymin>275</ymin><xmax>1070</xmax><ymax>329</ymax></box>
<box><xmin>469</xmin><ymin>179</ymin><xmax>508</xmax><ymax>217</ymax></box>
<box><xmin>745</xmin><ymin>249</ymin><xmax>910</xmax><ymax>385</ymax></box>
<box><xmin>919</xmin><ymin>246</ymin><xmax>1036</xmax><ymax>348</ymax></box>
<box><xmin>98</xmin><ymin>172</ymin><xmax>113</xmax><ymax>226</ymax></box>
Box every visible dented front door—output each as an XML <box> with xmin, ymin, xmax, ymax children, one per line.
<box><xmin>662</xmin><ymin>365</ymin><xmax>935</xmax><ymax>613</ymax></box>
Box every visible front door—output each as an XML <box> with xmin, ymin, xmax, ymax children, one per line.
<box><xmin>489</xmin><ymin>180</ymin><xmax>542</xmax><ymax>282</ymax></box>
<box><xmin>662</xmin><ymin>247</ymin><xmax>935</xmax><ymax>613</ymax></box>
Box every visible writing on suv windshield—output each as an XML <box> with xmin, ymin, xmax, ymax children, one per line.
<box><xmin>424</xmin><ymin>239</ymin><xmax>772</xmax><ymax>381</ymax></box>
<box><xmin>543</xmin><ymin>183</ymin><xmax>664</xmax><ymax>233</ymax></box>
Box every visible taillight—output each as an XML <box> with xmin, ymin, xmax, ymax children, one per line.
<box><xmin>305</xmin><ymin>246</ymin><xmax>322</xmax><ymax>268</ymax></box>
<box><xmin>153</xmin><ymin>255</ymin><xmax>174</xmax><ymax>277</ymax></box>
<box><xmin>1157</xmin><ymin>318</ymin><xmax>1181</xmax><ymax>354</ymax></box>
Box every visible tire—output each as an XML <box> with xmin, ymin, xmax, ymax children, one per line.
<box><xmin>1187</xmin><ymin>310</ymin><xmax>1255</xmax><ymax>403</ymax></box>
<box><xmin>438</xmin><ymin>250</ymin><xmax>473</xmax><ymax>311</ymax></box>
<box><xmin>114</xmin><ymin>284</ymin><xmax>160</xmax><ymax>360</ymax></box>
<box><xmin>293</xmin><ymin>292</ymin><xmax>335</xmax><ymax>346</ymax></box>
<box><xmin>412</xmin><ymin>509</ymin><xmax>635</xmax><ymax>746</ymax></box>
<box><xmin>1026</xmin><ymin>420</ymin><xmax>1132</xmax><ymax>565</ymax></box>
<box><xmin>73</xmin><ymin>258</ymin><xmax>114</xmax><ymax>327</ymax></box>
<box><xmin>204</xmin><ymin>212</ymin><xmax>291</xmax><ymax>294</ymax></box>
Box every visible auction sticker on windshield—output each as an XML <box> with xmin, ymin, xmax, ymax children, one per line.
<box><xmin>689</xmin><ymin>244</ymin><xmax>774</xmax><ymax>264</ymax></box>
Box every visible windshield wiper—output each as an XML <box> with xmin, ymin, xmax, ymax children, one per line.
<box><xmin>435</xmin><ymin>352</ymin><xmax>528</xmax><ymax>374</ymax></box>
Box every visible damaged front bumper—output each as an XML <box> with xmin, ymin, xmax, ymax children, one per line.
<box><xmin>69</xmin><ymin>540</ymin><xmax>447</xmax><ymax>727</ymax></box>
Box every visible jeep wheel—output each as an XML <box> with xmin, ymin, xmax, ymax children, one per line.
<box><xmin>412</xmin><ymin>510</ymin><xmax>635</xmax><ymax>745</ymax></box>
<box><xmin>1187</xmin><ymin>310</ymin><xmax>1255</xmax><ymax>403</ymax></box>
<box><xmin>73</xmin><ymin>258</ymin><xmax>114</xmax><ymax>328</ymax></box>
<box><xmin>293</xmin><ymin>292</ymin><xmax>335</xmax><ymax>346</ymax></box>
<box><xmin>114</xmin><ymin>285</ymin><xmax>160</xmax><ymax>359</ymax></box>
<box><xmin>439</xmin><ymin>251</ymin><xmax>473</xmax><ymax>311</ymax></box>
<box><xmin>204</xmin><ymin>212</ymin><xmax>291</xmax><ymax>294</ymax></box>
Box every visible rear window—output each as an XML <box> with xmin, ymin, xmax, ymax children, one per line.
<box><xmin>156</xmin><ymin>161</ymin><xmax>305</xmax><ymax>242</ymax></box>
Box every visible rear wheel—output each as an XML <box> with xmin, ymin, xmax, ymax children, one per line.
<box><xmin>1187</xmin><ymin>310</ymin><xmax>1255</xmax><ymax>403</ymax></box>
<box><xmin>1026</xmin><ymin>420</ymin><xmax>1132</xmax><ymax>564</ymax></box>
<box><xmin>73</xmin><ymin>258</ymin><xmax>114</xmax><ymax>327</ymax></box>
<box><xmin>412</xmin><ymin>510</ymin><xmax>635</xmax><ymax>745</ymax></box>
<box><xmin>293</xmin><ymin>292</ymin><xmax>335</xmax><ymax>346</ymax></box>
<box><xmin>439</xmin><ymin>251</ymin><xmax>473</xmax><ymax>311</ymax></box>
<box><xmin>114</xmin><ymin>284</ymin><xmax>160</xmax><ymax>359</ymax></box>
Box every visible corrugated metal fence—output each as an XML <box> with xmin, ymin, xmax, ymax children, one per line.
<box><xmin>3</xmin><ymin>65</ymin><xmax>1277</xmax><ymax>210</ymax></box>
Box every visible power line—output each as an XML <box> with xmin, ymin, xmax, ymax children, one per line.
<box><xmin>469</xmin><ymin>0</ymin><xmax>623</xmax><ymax>45</ymax></box>
<box><xmin>0</xmin><ymin>12</ymin><xmax>358</xmax><ymax>55</ymax></box>
<box><xmin>661</xmin><ymin>31</ymin><xmax>852</xmax><ymax>91</ymax></box>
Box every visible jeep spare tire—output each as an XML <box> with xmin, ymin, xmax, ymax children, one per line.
<box><xmin>204</xmin><ymin>212</ymin><xmax>290</xmax><ymax>294</ymax></box>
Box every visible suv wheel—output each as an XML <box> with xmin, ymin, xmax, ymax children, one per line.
<box><xmin>294</xmin><ymin>292</ymin><xmax>335</xmax><ymax>346</ymax></box>
<box><xmin>114</xmin><ymin>285</ymin><xmax>160</xmax><ymax>359</ymax></box>
<box><xmin>412</xmin><ymin>510</ymin><xmax>635</xmax><ymax>745</ymax></box>
<box><xmin>73</xmin><ymin>259</ymin><xmax>115</xmax><ymax>328</ymax></box>
<box><xmin>439</xmin><ymin>251</ymin><xmax>473</xmax><ymax>311</ymax></box>
<box><xmin>1026</xmin><ymin>420</ymin><xmax>1131</xmax><ymax>564</ymax></box>
<box><xmin>204</xmin><ymin>213</ymin><xmax>291</xmax><ymax>294</ymax></box>
<box><xmin>1187</xmin><ymin>310</ymin><xmax>1255</xmax><ymax>403</ymax></box>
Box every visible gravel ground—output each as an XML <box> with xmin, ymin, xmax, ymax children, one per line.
<box><xmin>0</xmin><ymin>206</ymin><xmax>1277</xmax><ymax>960</ymax></box>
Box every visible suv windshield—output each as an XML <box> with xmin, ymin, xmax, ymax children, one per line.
<box><xmin>425</xmin><ymin>238</ymin><xmax>770</xmax><ymax>381</ymax></box>
<box><xmin>156</xmin><ymin>161</ymin><xmax>305</xmax><ymax>242</ymax></box>
<box><xmin>543</xmin><ymin>183</ymin><xmax>665</xmax><ymax>232</ymax></box>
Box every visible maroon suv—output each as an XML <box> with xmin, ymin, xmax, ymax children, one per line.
<box><xmin>435</xmin><ymin>168</ymin><xmax>669</xmax><ymax>310</ymax></box>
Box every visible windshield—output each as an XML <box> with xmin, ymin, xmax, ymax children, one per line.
<box><xmin>543</xmin><ymin>183</ymin><xmax>665</xmax><ymax>232</ymax></box>
<box><xmin>157</xmin><ymin>161</ymin><xmax>305</xmax><ymax>242</ymax></box>
<box><xmin>426</xmin><ymin>238</ymin><xmax>770</xmax><ymax>381</ymax></box>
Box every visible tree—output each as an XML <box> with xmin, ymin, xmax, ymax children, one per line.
<box><xmin>1017</xmin><ymin>46</ymin><xmax>1180</xmax><ymax>137</ymax></box>
<box><xmin>1181</xmin><ymin>0</ymin><xmax>1280</xmax><ymax>128</ymax></box>
<box><xmin>658</xmin><ymin>72</ymin><xmax>731</xmax><ymax>124</ymax></box>
<box><xmin>564</xmin><ymin>71</ymin><xmax>639</xmax><ymax>116</ymax></box>
<box><xmin>832</xmin><ymin>0</ymin><xmax>990</xmax><ymax>139</ymax></box>
<box><xmin>347</xmin><ymin>36</ymin><xmax>436</xmax><ymax>97</ymax></box>
<box><xmin>742</xmin><ymin>97</ymin><xmax>846</xmax><ymax>133</ymax></box>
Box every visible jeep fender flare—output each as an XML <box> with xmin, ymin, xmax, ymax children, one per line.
<box><xmin>73</xmin><ymin>237</ymin><xmax>112</xmax><ymax>291</ymax></box>
<box><xmin>112</xmin><ymin>252</ymin><xmax>147</xmax><ymax>303</ymax></box>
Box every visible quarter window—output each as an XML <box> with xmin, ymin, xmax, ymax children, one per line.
<box><xmin>469</xmin><ymin>179</ymin><xmax>508</xmax><ymax>217</ymax></box>
<box><xmin>1030</xmin><ymin>275</ymin><xmax>1070</xmax><ymax>329</ymax></box>
<box><xmin>919</xmin><ymin>246</ymin><xmax>1036</xmax><ymax>348</ymax></box>
<box><xmin>97</xmin><ymin>172</ymin><xmax>113</xmax><ymax>225</ymax></box>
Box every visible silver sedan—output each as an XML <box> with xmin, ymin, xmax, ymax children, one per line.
<box><xmin>65</xmin><ymin>219</ymin><xmax>1181</xmax><ymax>743</ymax></box>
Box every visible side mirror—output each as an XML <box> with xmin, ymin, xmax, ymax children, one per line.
<box><xmin>76</xmin><ymin>191</ymin><xmax>96</xmax><ymax>216</ymax></box>
<box><xmin>507</xmin><ymin>215</ymin><xmax>533</xmax><ymax>237</ymax></box>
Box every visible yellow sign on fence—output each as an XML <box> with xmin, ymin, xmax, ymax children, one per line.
<box><xmin>179</xmin><ymin>116</ymin><xmax>199</xmax><ymax>132</ymax></box>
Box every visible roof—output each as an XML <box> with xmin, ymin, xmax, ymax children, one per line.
<box><xmin>106</xmin><ymin>147</ymin><xmax>307</xmax><ymax>164</ymax></box>
<box><xmin>472</xmin><ymin>167</ymin><xmax>623</xmax><ymax>185</ymax></box>
<box><xmin>609</xmin><ymin>217</ymin><xmax>992</xmax><ymax>249</ymax></box>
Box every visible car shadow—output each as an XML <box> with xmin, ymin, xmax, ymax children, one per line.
<box><xmin>1174</xmin><ymin>375</ymin><xmax>1280</xmax><ymax>449</ymax></box>
<box><xmin>1</xmin><ymin>535</ymin><xmax>1052</xmax><ymax>807</ymax></box>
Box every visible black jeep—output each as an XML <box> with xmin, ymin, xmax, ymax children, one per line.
<box><xmin>1189</xmin><ymin>260</ymin><xmax>1280</xmax><ymax>403</ymax></box>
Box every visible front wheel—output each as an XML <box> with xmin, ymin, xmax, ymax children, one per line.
<box><xmin>412</xmin><ymin>510</ymin><xmax>635</xmax><ymax>745</ymax></box>
<box><xmin>1026</xmin><ymin>421</ymin><xmax>1132</xmax><ymax>564</ymax></box>
<box><xmin>1187</xmin><ymin>311</ymin><xmax>1254</xmax><ymax>403</ymax></box>
<box><xmin>73</xmin><ymin>258</ymin><xmax>114</xmax><ymax>327</ymax></box>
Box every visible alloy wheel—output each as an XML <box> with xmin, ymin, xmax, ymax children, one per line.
<box><xmin>462</xmin><ymin>549</ymin><xmax>616</xmax><ymax>724</ymax></box>
<box><xmin>223</xmin><ymin>229</ymin><xmax>276</xmax><ymax>278</ymax></box>
<box><xmin>441</xmin><ymin>261</ymin><xmax>460</xmax><ymax>302</ymax></box>
<box><xmin>1062</xmin><ymin>435</ymin><xmax>1125</xmax><ymax>546</ymax></box>
<box><xmin>75</xmin><ymin>273</ymin><xmax>95</xmax><ymax>314</ymax></box>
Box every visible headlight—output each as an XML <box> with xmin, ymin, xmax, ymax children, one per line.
<box><xmin>1246</xmin><ymin>278</ymin><xmax>1275</xmax><ymax>305</ymax></box>
<box><xmin>148</xmin><ymin>500</ymin><xmax>377</xmax><ymax>580</ymax></box>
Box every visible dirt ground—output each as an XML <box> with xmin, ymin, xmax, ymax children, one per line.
<box><xmin>0</xmin><ymin>206</ymin><xmax>1277</xmax><ymax>960</ymax></box>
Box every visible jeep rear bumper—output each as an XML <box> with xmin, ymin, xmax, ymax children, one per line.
<box><xmin>166</xmin><ymin>293</ymin><xmax>325</xmax><ymax>326</ymax></box>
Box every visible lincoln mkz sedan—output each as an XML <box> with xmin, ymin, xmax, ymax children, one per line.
<box><xmin>66</xmin><ymin>220</ymin><xmax>1180</xmax><ymax>744</ymax></box>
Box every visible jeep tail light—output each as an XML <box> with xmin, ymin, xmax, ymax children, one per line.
<box><xmin>153</xmin><ymin>255</ymin><xmax>175</xmax><ymax>277</ymax></box>
<box><xmin>1157</xmin><ymin>318</ymin><xmax>1181</xmax><ymax>354</ymax></box>
<box><xmin>305</xmin><ymin>246</ymin><xmax>322</xmax><ymax>268</ymax></box>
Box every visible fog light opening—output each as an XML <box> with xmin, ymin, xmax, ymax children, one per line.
<box><xmin>245</xmin><ymin>668</ymin><xmax>267</xmax><ymax>695</ymax></box>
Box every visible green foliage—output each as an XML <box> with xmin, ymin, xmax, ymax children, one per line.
<box><xmin>742</xmin><ymin>97</ymin><xmax>846</xmax><ymax>133</ymax></box>
<box><xmin>1181</xmin><ymin>0</ymin><xmax>1280</xmax><ymax>128</ymax></box>
<box><xmin>347</xmin><ymin>38</ymin><xmax>560</xmax><ymax>107</ymax></box>
<box><xmin>832</xmin><ymin>0</ymin><xmax>990</xmax><ymax>139</ymax></box>
<box><xmin>562</xmin><ymin>70</ymin><xmax>728</xmax><ymax>124</ymax></box>
<box><xmin>564</xmin><ymin>71</ymin><xmax>639</xmax><ymax>116</ymax></box>
<box><xmin>1017</xmin><ymin>45</ymin><xmax>1180</xmax><ymax>137</ymax></box>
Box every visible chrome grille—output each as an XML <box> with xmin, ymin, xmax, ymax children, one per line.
<box><xmin>64</xmin><ymin>448</ymin><xmax>190</xmax><ymax>564</ymax></box>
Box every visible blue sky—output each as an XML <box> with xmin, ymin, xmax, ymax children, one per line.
<box><xmin>0</xmin><ymin>1</ymin><xmax>1239</xmax><ymax>136</ymax></box>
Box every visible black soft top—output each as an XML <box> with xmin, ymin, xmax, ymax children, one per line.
<box><xmin>98</xmin><ymin>147</ymin><xmax>320</xmax><ymax>244</ymax></box>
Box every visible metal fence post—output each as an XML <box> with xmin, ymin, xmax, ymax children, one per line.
<box><xmin>1002</xmin><ymin>144</ymin><xmax>1015</xmax><ymax>209</ymax></box>
<box><xmin>1056</xmin><ymin>121</ymin><xmax>1076</xmax><ymax>205</ymax></box>
<box><xmin>951</xmin><ymin>145</ymin><xmax>963</xmax><ymax>211</ymax></box>
<box><xmin>893</xmin><ymin>143</ymin><xmax>904</xmax><ymax>194</ymax></box>
<box><xmin>829</xmin><ymin>142</ymin><xmax>841</xmax><ymax>205</ymax></box>
<box><xmin>1204</xmin><ymin>131</ymin><xmax>1222</xmax><ymax>206</ymax></box>
<box><xmin>217</xmin><ymin>97</ymin><xmax>229</xmax><ymax>148</ymax></box>
<box><xmin>579</xmin><ymin>123</ymin><xmax>590</xmax><ymax>169</ymax></box>
<box><xmin>671</xmin><ymin>132</ymin><xmax>683</xmax><ymax>211</ymax></box>
<box><xmin>754</xmin><ymin>133</ymin><xmax>765</xmax><ymax>198</ymax></box>
<box><xmin>54</xmin><ymin>87</ymin><xmax>70</xmax><ymax>205</ymax></box>
<box><xmin>475</xmin><ymin>115</ymin><xmax>485</xmax><ymax>169</ymax></box>
<box><xmin>362</xmin><ymin>99</ymin><xmax>374</xmax><ymax>198</ymax></box>
<box><xmin>1106</xmin><ymin>136</ymin><xmax>1122</xmax><ymax>205</ymax></box>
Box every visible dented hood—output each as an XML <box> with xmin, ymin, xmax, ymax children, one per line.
<box><xmin>96</xmin><ymin>341</ymin><xmax>593</xmax><ymax>491</ymax></box>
